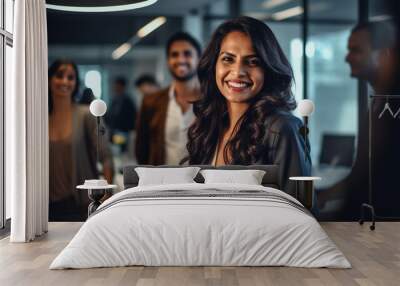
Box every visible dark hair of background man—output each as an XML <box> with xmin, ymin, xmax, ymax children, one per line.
<box><xmin>165</xmin><ymin>31</ymin><xmax>202</xmax><ymax>57</ymax></box>
<box><xmin>351</xmin><ymin>21</ymin><xmax>396</xmax><ymax>50</ymax></box>
<box><xmin>135</xmin><ymin>74</ymin><xmax>159</xmax><ymax>87</ymax></box>
<box><xmin>114</xmin><ymin>76</ymin><xmax>127</xmax><ymax>87</ymax></box>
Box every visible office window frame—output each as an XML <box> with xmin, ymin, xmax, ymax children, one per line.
<box><xmin>1</xmin><ymin>0</ymin><xmax>13</xmax><ymax>230</ymax></box>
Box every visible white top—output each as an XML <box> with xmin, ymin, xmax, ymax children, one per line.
<box><xmin>211</xmin><ymin>147</ymin><xmax>217</xmax><ymax>166</ymax></box>
<box><xmin>289</xmin><ymin>176</ymin><xmax>321</xmax><ymax>181</ymax></box>
<box><xmin>165</xmin><ymin>84</ymin><xmax>195</xmax><ymax>165</ymax></box>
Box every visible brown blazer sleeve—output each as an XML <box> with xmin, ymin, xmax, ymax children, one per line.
<box><xmin>135</xmin><ymin>96</ymin><xmax>151</xmax><ymax>164</ymax></box>
<box><xmin>135</xmin><ymin>88</ymin><xmax>170</xmax><ymax>165</ymax></box>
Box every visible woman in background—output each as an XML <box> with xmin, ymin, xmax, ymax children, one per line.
<box><xmin>48</xmin><ymin>59</ymin><xmax>114</xmax><ymax>221</ymax></box>
<box><xmin>184</xmin><ymin>17</ymin><xmax>310</xmax><ymax>196</ymax></box>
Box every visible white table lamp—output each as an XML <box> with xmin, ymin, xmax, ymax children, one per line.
<box><xmin>89</xmin><ymin>99</ymin><xmax>107</xmax><ymax>170</ymax></box>
<box><xmin>90</xmin><ymin>99</ymin><xmax>107</xmax><ymax>117</ymax></box>
<box><xmin>298</xmin><ymin>99</ymin><xmax>315</xmax><ymax>156</ymax></box>
<box><xmin>294</xmin><ymin>99</ymin><xmax>319</xmax><ymax>210</ymax></box>
<box><xmin>298</xmin><ymin>99</ymin><xmax>315</xmax><ymax>117</ymax></box>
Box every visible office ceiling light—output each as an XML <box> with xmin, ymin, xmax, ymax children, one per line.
<box><xmin>272</xmin><ymin>6</ymin><xmax>303</xmax><ymax>20</ymax></box>
<box><xmin>244</xmin><ymin>12</ymin><xmax>270</xmax><ymax>21</ymax></box>
<box><xmin>46</xmin><ymin>0</ymin><xmax>158</xmax><ymax>13</ymax></box>
<box><xmin>137</xmin><ymin>16</ymin><xmax>167</xmax><ymax>38</ymax></box>
<box><xmin>370</xmin><ymin>14</ymin><xmax>392</xmax><ymax>21</ymax></box>
<box><xmin>112</xmin><ymin>16</ymin><xmax>167</xmax><ymax>60</ymax></box>
<box><xmin>262</xmin><ymin>0</ymin><xmax>292</xmax><ymax>9</ymax></box>
<box><xmin>112</xmin><ymin>43</ymin><xmax>132</xmax><ymax>60</ymax></box>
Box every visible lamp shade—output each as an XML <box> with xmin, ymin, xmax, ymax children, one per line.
<box><xmin>90</xmin><ymin>99</ymin><xmax>107</xmax><ymax>117</ymax></box>
<box><xmin>298</xmin><ymin>99</ymin><xmax>315</xmax><ymax>117</ymax></box>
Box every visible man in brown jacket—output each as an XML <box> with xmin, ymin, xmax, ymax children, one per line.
<box><xmin>135</xmin><ymin>32</ymin><xmax>201</xmax><ymax>165</ymax></box>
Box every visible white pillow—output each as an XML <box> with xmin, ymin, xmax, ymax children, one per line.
<box><xmin>200</xmin><ymin>169</ymin><xmax>266</xmax><ymax>185</ymax></box>
<box><xmin>135</xmin><ymin>167</ymin><xmax>201</xmax><ymax>186</ymax></box>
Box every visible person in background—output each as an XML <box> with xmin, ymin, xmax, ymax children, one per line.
<box><xmin>134</xmin><ymin>74</ymin><xmax>161</xmax><ymax>111</ymax></box>
<box><xmin>135</xmin><ymin>74</ymin><xmax>160</xmax><ymax>98</ymax></box>
<box><xmin>48</xmin><ymin>59</ymin><xmax>114</xmax><ymax>221</ymax></box>
<box><xmin>79</xmin><ymin>87</ymin><xmax>95</xmax><ymax>105</ymax></box>
<box><xmin>382</xmin><ymin>0</ymin><xmax>400</xmax><ymax>94</ymax></box>
<box><xmin>183</xmin><ymin>17</ymin><xmax>311</xmax><ymax>197</ymax></box>
<box><xmin>326</xmin><ymin>20</ymin><xmax>399</xmax><ymax>219</ymax></box>
<box><xmin>345</xmin><ymin>21</ymin><xmax>396</xmax><ymax>93</ymax></box>
<box><xmin>105</xmin><ymin>76</ymin><xmax>137</xmax><ymax>153</ymax></box>
<box><xmin>135</xmin><ymin>32</ymin><xmax>201</xmax><ymax>165</ymax></box>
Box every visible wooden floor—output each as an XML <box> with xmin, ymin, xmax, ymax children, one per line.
<box><xmin>0</xmin><ymin>222</ymin><xmax>399</xmax><ymax>286</ymax></box>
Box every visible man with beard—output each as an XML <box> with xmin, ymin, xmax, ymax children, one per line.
<box><xmin>135</xmin><ymin>32</ymin><xmax>201</xmax><ymax>165</ymax></box>
<box><xmin>324</xmin><ymin>21</ymin><xmax>398</xmax><ymax>219</ymax></box>
<box><xmin>345</xmin><ymin>21</ymin><xmax>396</xmax><ymax>92</ymax></box>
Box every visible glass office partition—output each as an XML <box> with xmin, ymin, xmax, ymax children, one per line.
<box><xmin>307</xmin><ymin>0</ymin><xmax>358</xmax><ymax>182</ymax></box>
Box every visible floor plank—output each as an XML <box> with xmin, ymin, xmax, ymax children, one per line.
<box><xmin>0</xmin><ymin>222</ymin><xmax>399</xmax><ymax>286</ymax></box>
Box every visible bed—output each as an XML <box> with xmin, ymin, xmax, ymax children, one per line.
<box><xmin>50</xmin><ymin>165</ymin><xmax>350</xmax><ymax>269</ymax></box>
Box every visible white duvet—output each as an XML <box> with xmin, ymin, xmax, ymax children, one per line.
<box><xmin>50</xmin><ymin>183</ymin><xmax>351</xmax><ymax>269</ymax></box>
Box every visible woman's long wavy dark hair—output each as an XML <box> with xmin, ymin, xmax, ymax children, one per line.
<box><xmin>184</xmin><ymin>16</ymin><xmax>296</xmax><ymax>165</ymax></box>
<box><xmin>48</xmin><ymin>59</ymin><xmax>80</xmax><ymax>114</ymax></box>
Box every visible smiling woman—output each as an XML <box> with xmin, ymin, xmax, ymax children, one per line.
<box><xmin>184</xmin><ymin>16</ymin><xmax>311</xmax><ymax>197</ymax></box>
<box><xmin>215</xmin><ymin>31</ymin><xmax>265</xmax><ymax>108</ymax></box>
<box><xmin>48</xmin><ymin>59</ymin><xmax>114</xmax><ymax>221</ymax></box>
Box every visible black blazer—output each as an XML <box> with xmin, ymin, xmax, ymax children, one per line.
<box><xmin>256</xmin><ymin>110</ymin><xmax>311</xmax><ymax>196</ymax></box>
<box><xmin>208</xmin><ymin>110</ymin><xmax>311</xmax><ymax>196</ymax></box>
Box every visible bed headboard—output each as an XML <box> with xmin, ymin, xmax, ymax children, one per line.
<box><xmin>123</xmin><ymin>165</ymin><xmax>280</xmax><ymax>190</ymax></box>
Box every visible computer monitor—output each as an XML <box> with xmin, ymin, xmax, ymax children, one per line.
<box><xmin>319</xmin><ymin>134</ymin><xmax>355</xmax><ymax>167</ymax></box>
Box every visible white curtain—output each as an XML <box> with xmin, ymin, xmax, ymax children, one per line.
<box><xmin>7</xmin><ymin>0</ymin><xmax>48</xmax><ymax>242</ymax></box>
